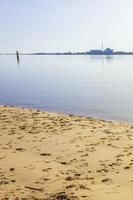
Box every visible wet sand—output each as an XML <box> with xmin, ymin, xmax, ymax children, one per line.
<box><xmin>0</xmin><ymin>105</ymin><xmax>133</xmax><ymax>199</ymax></box>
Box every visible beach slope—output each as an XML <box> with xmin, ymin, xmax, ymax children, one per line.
<box><xmin>0</xmin><ymin>105</ymin><xmax>133</xmax><ymax>199</ymax></box>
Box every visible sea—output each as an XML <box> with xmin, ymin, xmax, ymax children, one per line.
<box><xmin>0</xmin><ymin>55</ymin><xmax>133</xmax><ymax>122</ymax></box>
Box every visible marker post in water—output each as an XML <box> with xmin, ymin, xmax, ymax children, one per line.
<box><xmin>16</xmin><ymin>51</ymin><xmax>19</xmax><ymax>64</ymax></box>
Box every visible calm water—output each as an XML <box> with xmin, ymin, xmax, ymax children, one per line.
<box><xmin>0</xmin><ymin>55</ymin><xmax>133</xmax><ymax>122</ymax></box>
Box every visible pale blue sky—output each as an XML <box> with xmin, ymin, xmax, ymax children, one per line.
<box><xmin>0</xmin><ymin>0</ymin><xmax>133</xmax><ymax>53</ymax></box>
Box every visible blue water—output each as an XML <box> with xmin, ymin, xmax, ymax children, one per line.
<box><xmin>0</xmin><ymin>55</ymin><xmax>133</xmax><ymax>122</ymax></box>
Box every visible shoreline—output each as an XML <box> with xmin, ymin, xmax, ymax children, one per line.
<box><xmin>1</xmin><ymin>53</ymin><xmax>133</xmax><ymax>56</ymax></box>
<box><xmin>0</xmin><ymin>105</ymin><xmax>133</xmax><ymax>199</ymax></box>
<box><xmin>1</xmin><ymin>104</ymin><xmax>131</xmax><ymax>125</ymax></box>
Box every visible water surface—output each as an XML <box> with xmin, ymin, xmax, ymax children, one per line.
<box><xmin>0</xmin><ymin>55</ymin><xmax>133</xmax><ymax>122</ymax></box>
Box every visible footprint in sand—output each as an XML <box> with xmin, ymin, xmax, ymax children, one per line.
<box><xmin>102</xmin><ymin>178</ymin><xmax>113</xmax><ymax>184</ymax></box>
<box><xmin>124</xmin><ymin>166</ymin><xmax>130</xmax><ymax>169</ymax></box>
<box><xmin>15</xmin><ymin>148</ymin><xmax>25</xmax><ymax>152</ymax></box>
<box><xmin>40</xmin><ymin>153</ymin><xmax>51</xmax><ymax>156</ymax></box>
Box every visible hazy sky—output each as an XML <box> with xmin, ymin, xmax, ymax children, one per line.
<box><xmin>0</xmin><ymin>0</ymin><xmax>133</xmax><ymax>53</ymax></box>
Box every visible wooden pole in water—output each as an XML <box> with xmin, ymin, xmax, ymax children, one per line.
<box><xmin>16</xmin><ymin>51</ymin><xmax>19</xmax><ymax>64</ymax></box>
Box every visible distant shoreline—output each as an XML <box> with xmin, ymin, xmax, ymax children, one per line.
<box><xmin>1</xmin><ymin>53</ymin><xmax>133</xmax><ymax>56</ymax></box>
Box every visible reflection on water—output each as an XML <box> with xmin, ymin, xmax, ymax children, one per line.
<box><xmin>105</xmin><ymin>56</ymin><xmax>114</xmax><ymax>60</ymax></box>
<box><xmin>0</xmin><ymin>55</ymin><xmax>133</xmax><ymax>122</ymax></box>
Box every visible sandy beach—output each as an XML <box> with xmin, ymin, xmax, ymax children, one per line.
<box><xmin>0</xmin><ymin>105</ymin><xmax>133</xmax><ymax>199</ymax></box>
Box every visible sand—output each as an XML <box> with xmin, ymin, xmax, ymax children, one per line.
<box><xmin>0</xmin><ymin>105</ymin><xmax>133</xmax><ymax>200</ymax></box>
